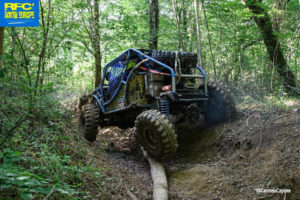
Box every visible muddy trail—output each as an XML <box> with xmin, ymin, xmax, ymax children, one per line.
<box><xmin>77</xmin><ymin>102</ymin><xmax>300</xmax><ymax>200</ymax></box>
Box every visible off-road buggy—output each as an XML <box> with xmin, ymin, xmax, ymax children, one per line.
<box><xmin>79</xmin><ymin>48</ymin><xmax>236</xmax><ymax>160</ymax></box>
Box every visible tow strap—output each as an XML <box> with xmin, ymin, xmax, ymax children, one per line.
<box><xmin>139</xmin><ymin>66</ymin><xmax>171</xmax><ymax>76</ymax></box>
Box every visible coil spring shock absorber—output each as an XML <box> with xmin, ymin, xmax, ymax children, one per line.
<box><xmin>160</xmin><ymin>99</ymin><xmax>170</xmax><ymax>120</ymax></box>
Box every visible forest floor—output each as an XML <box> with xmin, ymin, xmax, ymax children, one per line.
<box><xmin>71</xmin><ymin>91</ymin><xmax>300</xmax><ymax>200</ymax></box>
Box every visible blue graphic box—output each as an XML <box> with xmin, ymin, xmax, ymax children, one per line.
<box><xmin>0</xmin><ymin>0</ymin><xmax>39</xmax><ymax>27</ymax></box>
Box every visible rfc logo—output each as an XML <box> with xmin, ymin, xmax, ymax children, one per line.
<box><xmin>0</xmin><ymin>0</ymin><xmax>39</xmax><ymax>27</ymax></box>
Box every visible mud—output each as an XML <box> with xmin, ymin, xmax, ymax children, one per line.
<box><xmin>80</xmin><ymin>105</ymin><xmax>300</xmax><ymax>199</ymax></box>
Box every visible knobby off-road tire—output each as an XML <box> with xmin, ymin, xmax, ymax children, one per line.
<box><xmin>203</xmin><ymin>81</ymin><xmax>236</xmax><ymax>124</ymax></box>
<box><xmin>135</xmin><ymin>110</ymin><xmax>178</xmax><ymax>160</ymax></box>
<box><xmin>152</xmin><ymin>50</ymin><xmax>197</xmax><ymax>69</ymax></box>
<box><xmin>79</xmin><ymin>103</ymin><xmax>100</xmax><ymax>142</ymax></box>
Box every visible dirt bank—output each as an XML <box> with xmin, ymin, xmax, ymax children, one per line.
<box><xmin>166</xmin><ymin>109</ymin><xmax>300</xmax><ymax>200</ymax></box>
<box><xmin>79</xmin><ymin>102</ymin><xmax>300</xmax><ymax>200</ymax></box>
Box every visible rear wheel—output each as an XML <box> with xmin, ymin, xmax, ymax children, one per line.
<box><xmin>135</xmin><ymin>110</ymin><xmax>178</xmax><ymax>160</ymax></box>
<box><xmin>79</xmin><ymin>103</ymin><xmax>100</xmax><ymax>142</ymax></box>
<box><xmin>203</xmin><ymin>81</ymin><xmax>236</xmax><ymax>124</ymax></box>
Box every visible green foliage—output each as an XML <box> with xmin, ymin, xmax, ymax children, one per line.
<box><xmin>0</xmin><ymin>0</ymin><xmax>299</xmax><ymax>198</ymax></box>
<box><xmin>0</xmin><ymin>146</ymin><xmax>104</xmax><ymax>199</ymax></box>
<box><xmin>3</xmin><ymin>0</ymin><xmax>298</xmax><ymax>95</ymax></box>
<box><xmin>1</xmin><ymin>149</ymin><xmax>61</xmax><ymax>200</ymax></box>
<box><xmin>0</xmin><ymin>76</ymin><xmax>104</xmax><ymax>199</ymax></box>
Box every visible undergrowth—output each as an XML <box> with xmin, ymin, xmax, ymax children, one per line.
<box><xmin>230</xmin><ymin>81</ymin><xmax>300</xmax><ymax>112</ymax></box>
<box><xmin>1</xmin><ymin>75</ymin><xmax>298</xmax><ymax>199</ymax></box>
<box><xmin>0</xmin><ymin>78</ymin><xmax>104</xmax><ymax>200</ymax></box>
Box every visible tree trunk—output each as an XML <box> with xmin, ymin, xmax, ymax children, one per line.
<box><xmin>242</xmin><ymin>0</ymin><xmax>296</xmax><ymax>93</ymax></box>
<box><xmin>94</xmin><ymin>53</ymin><xmax>101</xmax><ymax>88</ymax></box>
<box><xmin>10</xmin><ymin>28</ymin><xmax>15</xmax><ymax>69</ymax></box>
<box><xmin>194</xmin><ymin>0</ymin><xmax>203</xmax><ymax>67</ymax></box>
<box><xmin>182</xmin><ymin>0</ymin><xmax>188</xmax><ymax>42</ymax></box>
<box><xmin>189</xmin><ymin>16</ymin><xmax>196</xmax><ymax>52</ymax></box>
<box><xmin>0</xmin><ymin>28</ymin><xmax>4</xmax><ymax>69</ymax></box>
<box><xmin>93</xmin><ymin>0</ymin><xmax>102</xmax><ymax>88</ymax></box>
<box><xmin>273</xmin><ymin>0</ymin><xmax>282</xmax><ymax>32</ymax></box>
<box><xmin>171</xmin><ymin>0</ymin><xmax>185</xmax><ymax>51</ymax></box>
<box><xmin>13</xmin><ymin>28</ymin><xmax>32</xmax><ymax>86</ymax></box>
<box><xmin>149</xmin><ymin>0</ymin><xmax>159</xmax><ymax>50</ymax></box>
<box><xmin>35</xmin><ymin>0</ymin><xmax>51</xmax><ymax>96</ymax></box>
<box><xmin>200</xmin><ymin>0</ymin><xmax>216</xmax><ymax>78</ymax></box>
<box><xmin>286</xmin><ymin>22</ymin><xmax>300</xmax><ymax>61</ymax></box>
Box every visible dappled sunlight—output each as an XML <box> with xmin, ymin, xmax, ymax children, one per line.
<box><xmin>265</xmin><ymin>95</ymin><xmax>300</xmax><ymax>109</ymax></box>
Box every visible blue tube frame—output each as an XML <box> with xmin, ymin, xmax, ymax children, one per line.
<box><xmin>93</xmin><ymin>48</ymin><xmax>207</xmax><ymax>114</ymax></box>
<box><xmin>196</xmin><ymin>65</ymin><xmax>207</xmax><ymax>95</ymax></box>
<box><xmin>196</xmin><ymin>65</ymin><xmax>206</xmax><ymax>79</ymax></box>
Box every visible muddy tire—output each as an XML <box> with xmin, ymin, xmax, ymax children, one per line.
<box><xmin>79</xmin><ymin>103</ymin><xmax>100</xmax><ymax>142</ymax></box>
<box><xmin>135</xmin><ymin>110</ymin><xmax>178</xmax><ymax>160</ymax></box>
<box><xmin>152</xmin><ymin>50</ymin><xmax>197</xmax><ymax>69</ymax></box>
<box><xmin>203</xmin><ymin>81</ymin><xmax>236</xmax><ymax>124</ymax></box>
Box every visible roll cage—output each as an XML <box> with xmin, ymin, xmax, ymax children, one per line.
<box><xmin>92</xmin><ymin>48</ymin><xmax>207</xmax><ymax>114</ymax></box>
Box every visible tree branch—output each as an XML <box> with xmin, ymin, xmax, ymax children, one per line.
<box><xmin>13</xmin><ymin>28</ymin><xmax>32</xmax><ymax>86</ymax></box>
<box><xmin>242</xmin><ymin>39</ymin><xmax>260</xmax><ymax>51</ymax></box>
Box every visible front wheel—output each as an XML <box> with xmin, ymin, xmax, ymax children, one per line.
<box><xmin>79</xmin><ymin>103</ymin><xmax>100</xmax><ymax>142</ymax></box>
<box><xmin>203</xmin><ymin>81</ymin><xmax>236</xmax><ymax>124</ymax></box>
<box><xmin>135</xmin><ymin>110</ymin><xmax>178</xmax><ymax>160</ymax></box>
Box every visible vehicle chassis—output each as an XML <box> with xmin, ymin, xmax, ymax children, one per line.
<box><xmin>91</xmin><ymin>48</ymin><xmax>208</xmax><ymax>127</ymax></box>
